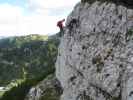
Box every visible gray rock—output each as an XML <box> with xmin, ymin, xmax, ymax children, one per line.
<box><xmin>25</xmin><ymin>74</ymin><xmax>63</xmax><ymax>100</ymax></box>
<box><xmin>56</xmin><ymin>1</ymin><xmax>133</xmax><ymax>100</ymax></box>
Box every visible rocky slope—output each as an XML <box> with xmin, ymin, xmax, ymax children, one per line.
<box><xmin>56</xmin><ymin>0</ymin><xmax>133</xmax><ymax>100</ymax></box>
<box><xmin>25</xmin><ymin>74</ymin><xmax>63</xmax><ymax>100</ymax></box>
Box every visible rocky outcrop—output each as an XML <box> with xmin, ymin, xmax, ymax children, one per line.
<box><xmin>25</xmin><ymin>74</ymin><xmax>63</xmax><ymax>100</ymax></box>
<box><xmin>56</xmin><ymin>1</ymin><xmax>133</xmax><ymax>100</ymax></box>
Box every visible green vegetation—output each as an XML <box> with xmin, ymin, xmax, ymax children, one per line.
<box><xmin>32</xmin><ymin>74</ymin><xmax>62</xmax><ymax>100</ymax></box>
<box><xmin>126</xmin><ymin>29</ymin><xmax>133</xmax><ymax>42</ymax></box>
<box><xmin>92</xmin><ymin>54</ymin><xmax>104</xmax><ymax>72</ymax></box>
<box><xmin>0</xmin><ymin>34</ymin><xmax>48</xmax><ymax>49</ymax></box>
<box><xmin>0</xmin><ymin>34</ymin><xmax>59</xmax><ymax>85</ymax></box>
<box><xmin>40</xmin><ymin>86</ymin><xmax>61</xmax><ymax>100</ymax></box>
<box><xmin>0</xmin><ymin>34</ymin><xmax>60</xmax><ymax>100</ymax></box>
<box><xmin>1</xmin><ymin>68</ymin><xmax>55</xmax><ymax>100</ymax></box>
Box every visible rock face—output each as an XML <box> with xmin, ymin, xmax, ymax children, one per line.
<box><xmin>25</xmin><ymin>75</ymin><xmax>63</xmax><ymax>100</ymax></box>
<box><xmin>56</xmin><ymin>1</ymin><xmax>133</xmax><ymax>100</ymax></box>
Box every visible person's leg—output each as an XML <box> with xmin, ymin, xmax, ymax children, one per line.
<box><xmin>59</xmin><ymin>27</ymin><xmax>64</xmax><ymax>37</ymax></box>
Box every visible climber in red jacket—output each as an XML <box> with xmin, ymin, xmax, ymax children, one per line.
<box><xmin>57</xmin><ymin>19</ymin><xmax>65</xmax><ymax>37</ymax></box>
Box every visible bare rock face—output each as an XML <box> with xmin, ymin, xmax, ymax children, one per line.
<box><xmin>25</xmin><ymin>75</ymin><xmax>63</xmax><ymax>100</ymax></box>
<box><xmin>56</xmin><ymin>1</ymin><xmax>133</xmax><ymax>100</ymax></box>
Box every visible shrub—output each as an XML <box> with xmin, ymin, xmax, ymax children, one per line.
<box><xmin>92</xmin><ymin>54</ymin><xmax>104</xmax><ymax>72</ymax></box>
<box><xmin>1</xmin><ymin>67</ymin><xmax>55</xmax><ymax>100</ymax></box>
<box><xmin>125</xmin><ymin>29</ymin><xmax>133</xmax><ymax>42</ymax></box>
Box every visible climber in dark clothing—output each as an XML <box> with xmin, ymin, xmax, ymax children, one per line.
<box><xmin>67</xmin><ymin>18</ymin><xmax>79</xmax><ymax>30</ymax></box>
<box><xmin>67</xmin><ymin>18</ymin><xmax>79</xmax><ymax>36</ymax></box>
<box><xmin>57</xmin><ymin>19</ymin><xmax>65</xmax><ymax>37</ymax></box>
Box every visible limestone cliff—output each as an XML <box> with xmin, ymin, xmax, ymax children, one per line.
<box><xmin>25</xmin><ymin>74</ymin><xmax>63</xmax><ymax>100</ymax></box>
<box><xmin>56</xmin><ymin>1</ymin><xmax>133</xmax><ymax>100</ymax></box>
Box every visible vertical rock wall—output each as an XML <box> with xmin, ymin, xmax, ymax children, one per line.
<box><xmin>56</xmin><ymin>1</ymin><xmax>133</xmax><ymax>100</ymax></box>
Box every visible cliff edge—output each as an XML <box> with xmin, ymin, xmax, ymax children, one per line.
<box><xmin>56</xmin><ymin>1</ymin><xmax>133</xmax><ymax>100</ymax></box>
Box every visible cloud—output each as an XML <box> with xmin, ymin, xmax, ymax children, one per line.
<box><xmin>28</xmin><ymin>0</ymin><xmax>79</xmax><ymax>9</ymax></box>
<box><xmin>0</xmin><ymin>0</ymin><xmax>80</xmax><ymax>36</ymax></box>
<box><xmin>27</xmin><ymin>0</ymin><xmax>80</xmax><ymax>15</ymax></box>
<box><xmin>0</xmin><ymin>4</ymin><xmax>23</xmax><ymax>24</ymax></box>
<box><xmin>0</xmin><ymin>3</ymin><xmax>62</xmax><ymax>36</ymax></box>
<box><xmin>0</xmin><ymin>4</ymin><xmax>24</xmax><ymax>36</ymax></box>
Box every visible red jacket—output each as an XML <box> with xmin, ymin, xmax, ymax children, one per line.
<box><xmin>57</xmin><ymin>19</ymin><xmax>65</xmax><ymax>29</ymax></box>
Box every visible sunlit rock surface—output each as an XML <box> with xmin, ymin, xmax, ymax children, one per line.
<box><xmin>56</xmin><ymin>1</ymin><xmax>133</xmax><ymax>100</ymax></box>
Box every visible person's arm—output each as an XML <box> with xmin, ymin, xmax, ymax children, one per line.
<box><xmin>62</xmin><ymin>19</ymin><xmax>65</xmax><ymax>22</ymax></box>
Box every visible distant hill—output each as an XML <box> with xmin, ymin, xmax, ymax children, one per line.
<box><xmin>0</xmin><ymin>36</ymin><xmax>7</xmax><ymax>40</ymax></box>
<box><xmin>0</xmin><ymin>34</ymin><xmax>60</xmax><ymax>86</ymax></box>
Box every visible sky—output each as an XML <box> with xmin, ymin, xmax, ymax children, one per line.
<box><xmin>0</xmin><ymin>0</ymin><xmax>80</xmax><ymax>36</ymax></box>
